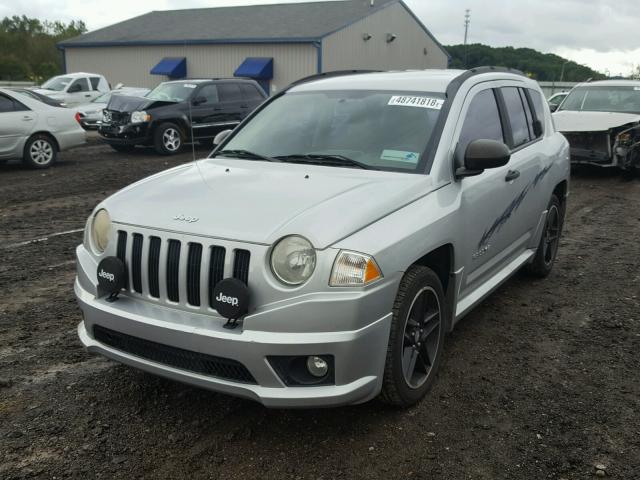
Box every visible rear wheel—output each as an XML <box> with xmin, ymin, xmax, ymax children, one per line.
<box><xmin>380</xmin><ymin>265</ymin><xmax>446</xmax><ymax>407</ymax></box>
<box><xmin>525</xmin><ymin>194</ymin><xmax>563</xmax><ymax>277</ymax></box>
<box><xmin>23</xmin><ymin>134</ymin><xmax>57</xmax><ymax>169</ymax></box>
<box><xmin>109</xmin><ymin>144</ymin><xmax>135</xmax><ymax>153</ymax></box>
<box><xmin>153</xmin><ymin>123</ymin><xmax>183</xmax><ymax>155</ymax></box>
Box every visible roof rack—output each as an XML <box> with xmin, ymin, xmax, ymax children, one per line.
<box><xmin>287</xmin><ymin>70</ymin><xmax>381</xmax><ymax>88</ymax></box>
<box><xmin>467</xmin><ymin>66</ymin><xmax>526</xmax><ymax>77</ymax></box>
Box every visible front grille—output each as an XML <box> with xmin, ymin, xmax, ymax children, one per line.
<box><xmin>104</xmin><ymin>109</ymin><xmax>130</xmax><ymax>125</ymax></box>
<box><xmin>564</xmin><ymin>132</ymin><xmax>610</xmax><ymax>154</ymax></box>
<box><xmin>93</xmin><ymin>325</ymin><xmax>256</xmax><ymax>384</ymax></box>
<box><xmin>116</xmin><ymin>229</ymin><xmax>251</xmax><ymax>312</ymax></box>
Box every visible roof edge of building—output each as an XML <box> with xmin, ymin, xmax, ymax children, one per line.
<box><xmin>58</xmin><ymin>37</ymin><xmax>322</xmax><ymax>49</ymax></box>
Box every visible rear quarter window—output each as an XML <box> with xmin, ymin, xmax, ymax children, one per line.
<box><xmin>90</xmin><ymin>77</ymin><xmax>100</xmax><ymax>90</ymax></box>
<box><xmin>240</xmin><ymin>84</ymin><xmax>264</xmax><ymax>101</ymax></box>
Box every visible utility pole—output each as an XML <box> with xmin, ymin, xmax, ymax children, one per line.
<box><xmin>463</xmin><ymin>9</ymin><xmax>471</xmax><ymax>68</ymax></box>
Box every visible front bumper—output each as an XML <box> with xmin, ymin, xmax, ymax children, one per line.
<box><xmin>75</xmin><ymin>275</ymin><xmax>393</xmax><ymax>408</ymax></box>
<box><xmin>98</xmin><ymin>123</ymin><xmax>151</xmax><ymax>146</ymax></box>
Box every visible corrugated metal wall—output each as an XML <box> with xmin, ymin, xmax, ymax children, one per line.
<box><xmin>322</xmin><ymin>2</ymin><xmax>448</xmax><ymax>72</ymax></box>
<box><xmin>64</xmin><ymin>43</ymin><xmax>318</xmax><ymax>92</ymax></box>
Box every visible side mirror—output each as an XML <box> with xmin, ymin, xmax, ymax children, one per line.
<box><xmin>456</xmin><ymin>139</ymin><xmax>511</xmax><ymax>178</ymax></box>
<box><xmin>549</xmin><ymin>104</ymin><xmax>559</xmax><ymax>113</ymax></box>
<box><xmin>213</xmin><ymin>129</ymin><xmax>232</xmax><ymax>146</ymax></box>
<box><xmin>192</xmin><ymin>96</ymin><xmax>207</xmax><ymax>106</ymax></box>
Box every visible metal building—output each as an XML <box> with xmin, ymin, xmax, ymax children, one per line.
<box><xmin>58</xmin><ymin>0</ymin><xmax>449</xmax><ymax>93</ymax></box>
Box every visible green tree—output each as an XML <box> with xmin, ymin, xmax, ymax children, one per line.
<box><xmin>0</xmin><ymin>16</ymin><xmax>86</xmax><ymax>82</ymax></box>
<box><xmin>446</xmin><ymin>44</ymin><xmax>606</xmax><ymax>82</ymax></box>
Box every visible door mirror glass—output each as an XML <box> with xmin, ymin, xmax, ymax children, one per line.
<box><xmin>460</xmin><ymin>139</ymin><xmax>511</xmax><ymax>175</ymax></box>
<box><xmin>213</xmin><ymin>129</ymin><xmax>233</xmax><ymax>146</ymax></box>
<box><xmin>192</xmin><ymin>96</ymin><xmax>207</xmax><ymax>106</ymax></box>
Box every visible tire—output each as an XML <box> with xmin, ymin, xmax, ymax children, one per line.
<box><xmin>153</xmin><ymin>122</ymin><xmax>183</xmax><ymax>155</ymax></box>
<box><xmin>23</xmin><ymin>134</ymin><xmax>57</xmax><ymax>169</ymax></box>
<box><xmin>109</xmin><ymin>144</ymin><xmax>135</xmax><ymax>153</ymax></box>
<box><xmin>380</xmin><ymin>265</ymin><xmax>446</xmax><ymax>407</ymax></box>
<box><xmin>525</xmin><ymin>194</ymin><xmax>563</xmax><ymax>277</ymax></box>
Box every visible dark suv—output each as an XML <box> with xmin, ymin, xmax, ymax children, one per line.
<box><xmin>98</xmin><ymin>79</ymin><xmax>266</xmax><ymax>155</ymax></box>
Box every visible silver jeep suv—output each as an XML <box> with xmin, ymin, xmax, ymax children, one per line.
<box><xmin>75</xmin><ymin>68</ymin><xmax>570</xmax><ymax>408</ymax></box>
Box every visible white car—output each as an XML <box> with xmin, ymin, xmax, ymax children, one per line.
<box><xmin>553</xmin><ymin>80</ymin><xmax>640</xmax><ymax>174</ymax></box>
<box><xmin>0</xmin><ymin>88</ymin><xmax>86</xmax><ymax>169</ymax></box>
<box><xmin>33</xmin><ymin>72</ymin><xmax>110</xmax><ymax>107</ymax></box>
<box><xmin>75</xmin><ymin>88</ymin><xmax>150</xmax><ymax>130</ymax></box>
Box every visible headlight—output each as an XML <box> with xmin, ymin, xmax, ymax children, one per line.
<box><xmin>91</xmin><ymin>209</ymin><xmax>112</xmax><ymax>254</ymax></box>
<box><xmin>130</xmin><ymin>110</ymin><xmax>151</xmax><ymax>123</ymax></box>
<box><xmin>270</xmin><ymin>235</ymin><xmax>316</xmax><ymax>286</ymax></box>
<box><xmin>329</xmin><ymin>251</ymin><xmax>382</xmax><ymax>287</ymax></box>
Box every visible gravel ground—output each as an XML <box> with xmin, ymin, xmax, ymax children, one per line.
<box><xmin>0</xmin><ymin>140</ymin><xmax>639</xmax><ymax>479</ymax></box>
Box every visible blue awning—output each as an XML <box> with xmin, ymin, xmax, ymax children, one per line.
<box><xmin>150</xmin><ymin>57</ymin><xmax>187</xmax><ymax>78</ymax></box>
<box><xmin>234</xmin><ymin>57</ymin><xmax>273</xmax><ymax>80</ymax></box>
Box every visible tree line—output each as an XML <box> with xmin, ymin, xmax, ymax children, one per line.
<box><xmin>446</xmin><ymin>43</ymin><xmax>607</xmax><ymax>82</ymax></box>
<box><xmin>0</xmin><ymin>16</ymin><xmax>86</xmax><ymax>82</ymax></box>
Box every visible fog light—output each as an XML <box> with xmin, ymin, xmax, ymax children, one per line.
<box><xmin>306</xmin><ymin>356</ymin><xmax>329</xmax><ymax>378</ymax></box>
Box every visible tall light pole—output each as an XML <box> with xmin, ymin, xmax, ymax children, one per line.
<box><xmin>463</xmin><ymin>9</ymin><xmax>471</xmax><ymax>68</ymax></box>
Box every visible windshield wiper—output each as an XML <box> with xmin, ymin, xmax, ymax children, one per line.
<box><xmin>215</xmin><ymin>149</ymin><xmax>280</xmax><ymax>162</ymax></box>
<box><xmin>274</xmin><ymin>153</ymin><xmax>374</xmax><ymax>170</ymax></box>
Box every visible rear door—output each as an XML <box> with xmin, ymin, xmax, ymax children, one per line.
<box><xmin>0</xmin><ymin>93</ymin><xmax>35</xmax><ymax>159</ymax></box>
<box><xmin>239</xmin><ymin>83</ymin><xmax>266</xmax><ymax>118</ymax></box>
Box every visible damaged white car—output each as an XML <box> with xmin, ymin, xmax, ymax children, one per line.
<box><xmin>553</xmin><ymin>80</ymin><xmax>640</xmax><ymax>175</ymax></box>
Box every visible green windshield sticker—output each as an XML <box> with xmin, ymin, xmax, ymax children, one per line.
<box><xmin>381</xmin><ymin>150</ymin><xmax>420</xmax><ymax>163</ymax></box>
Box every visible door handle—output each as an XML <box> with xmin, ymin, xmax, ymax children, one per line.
<box><xmin>85</xmin><ymin>94</ymin><xmax>91</xmax><ymax>97</ymax></box>
<box><xmin>22</xmin><ymin>116</ymin><xmax>34</xmax><ymax>121</ymax></box>
<box><xmin>505</xmin><ymin>169</ymin><xmax>520</xmax><ymax>182</ymax></box>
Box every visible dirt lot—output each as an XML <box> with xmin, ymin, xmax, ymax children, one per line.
<box><xmin>1</xmin><ymin>139</ymin><xmax>639</xmax><ymax>480</ymax></box>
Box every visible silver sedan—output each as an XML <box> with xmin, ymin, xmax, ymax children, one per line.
<box><xmin>0</xmin><ymin>88</ymin><xmax>85</xmax><ymax>169</ymax></box>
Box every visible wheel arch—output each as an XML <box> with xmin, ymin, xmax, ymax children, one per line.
<box><xmin>410</xmin><ymin>243</ymin><xmax>455</xmax><ymax>331</ymax></box>
<box><xmin>27</xmin><ymin>131</ymin><xmax>60</xmax><ymax>152</ymax></box>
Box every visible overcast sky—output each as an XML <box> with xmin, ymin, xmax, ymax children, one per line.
<box><xmin>1</xmin><ymin>0</ymin><xmax>638</xmax><ymax>76</ymax></box>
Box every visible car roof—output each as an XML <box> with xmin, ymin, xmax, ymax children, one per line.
<box><xmin>52</xmin><ymin>72</ymin><xmax>102</xmax><ymax>78</ymax></box>
<box><xmin>289</xmin><ymin>69</ymin><xmax>536</xmax><ymax>94</ymax></box>
<box><xmin>573</xmin><ymin>79</ymin><xmax>640</xmax><ymax>88</ymax></box>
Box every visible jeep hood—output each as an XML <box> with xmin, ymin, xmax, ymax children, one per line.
<box><xmin>106</xmin><ymin>94</ymin><xmax>175</xmax><ymax>112</ymax></box>
<box><xmin>103</xmin><ymin>158</ymin><xmax>435</xmax><ymax>249</ymax></box>
<box><xmin>553</xmin><ymin>110</ymin><xmax>640</xmax><ymax>132</ymax></box>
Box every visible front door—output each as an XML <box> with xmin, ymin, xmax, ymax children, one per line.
<box><xmin>65</xmin><ymin>78</ymin><xmax>96</xmax><ymax>106</ymax></box>
<box><xmin>0</xmin><ymin>94</ymin><xmax>35</xmax><ymax>159</ymax></box>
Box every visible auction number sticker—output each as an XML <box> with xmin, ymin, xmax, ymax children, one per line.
<box><xmin>388</xmin><ymin>96</ymin><xmax>444</xmax><ymax>110</ymax></box>
<box><xmin>183</xmin><ymin>84</ymin><xmax>198</xmax><ymax>89</ymax></box>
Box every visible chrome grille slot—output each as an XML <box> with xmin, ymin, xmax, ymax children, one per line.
<box><xmin>166</xmin><ymin>240</ymin><xmax>181</xmax><ymax>302</ymax></box>
<box><xmin>116</xmin><ymin>231</ymin><xmax>128</xmax><ymax>288</ymax></box>
<box><xmin>131</xmin><ymin>233</ymin><xmax>144</xmax><ymax>293</ymax></box>
<box><xmin>208</xmin><ymin>246</ymin><xmax>226</xmax><ymax>308</ymax></box>
<box><xmin>233</xmin><ymin>249</ymin><xmax>251</xmax><ymax>285</ymax></box>
<box><xmin>147</xmin><ymin>237</ymin><xmax>161</xmax><ymax>298</ymax></box>
<box><xmin>186</xmin><ymin>243</ymin><xmax>203</xmax><ymax>306</ymax></box>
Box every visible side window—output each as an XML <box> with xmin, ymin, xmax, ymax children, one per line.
<box><xmin>198</xmin><ymin>85</ymin><xmax>219</xmax><ymax>104</ymax></box>
<box><xmin>89</xmin><ymin>77</ymin><xmax>100</xmax><ymax>90</ymax></box>
<box><xmin>69</xmin><ymin>78</ymin><xmax>90</xmax><ymax>92</ymax></box>
<box><xmin>240</xmin><ymin>84</ymin><xmax>263</xmax><ymax>101</ymax></box>
<box><xmin>527</xmin><ymin>89</ymin><xmax>546</xmax><ymax>136</ymax></box>
<box><xmin>0</xmin><ymin>94</ymin><xmax>15</xmax><ymax>113</ymax></box>
<box><xmin>519</xmin><ymin>89</ymin><xmax>535</xmax><ymax>139</ymax></box>
<box><xmin>501</xmin><ymin>87</ymin><xmax>531</xmax><ymax>148</ymax></box>
<box><xmin>457</xmin><ymin>89</ymin><xmax>504</xmax><ymax>162</ymax></box>
<box><xmin>218</xmin><ymin>84</ymin><xmax>241</xmax><ymax>102</ymax></box>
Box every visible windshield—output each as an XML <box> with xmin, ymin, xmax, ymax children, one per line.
<box><xmin>216</xmin><ymin>90</ymin><xmax>445</xmax><ymax>172</ymax></box>
<box><xmin>41</xmin><ymin>76</ymin><xmax>72</xmax><ymax>91</ymax></box>
<box><xmin>92</xmin><ymin>92</ymin><xmax>112</xmax><ymax>103</ymax></box>
<box><xmin>559</xmin><ymin>86</ymin><xmax>640</xmax><ymax>114</ymax></box>
<box><xmin>146</xmin><ymin>82</ymin><xmax>197</xmax><ymax>102</ymax></box>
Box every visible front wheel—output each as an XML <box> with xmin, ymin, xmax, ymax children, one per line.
<box><xmin>153</xmin><ymin>122</ymin><xmax>183</xmax><ymax>155</ymax></box>
<box><xmin>380</xmin><ymin>265</ymin><xmax>446</xmax><ymax>407</ymax></box>
<box><xmin>23</xmin><ymin>134</ymin><xmax>57</xmax><ymax>169</ymax></box>
<box><xmin>525</xmin><ymin>194</ymin><xmax>563</xmax><ymax>277</ymax></box>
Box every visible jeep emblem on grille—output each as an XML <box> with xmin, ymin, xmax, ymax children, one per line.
<box><xmin>173</xmin><ymin>214</ymin><xmax>199</xmax><ymax>223</ymax></box>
